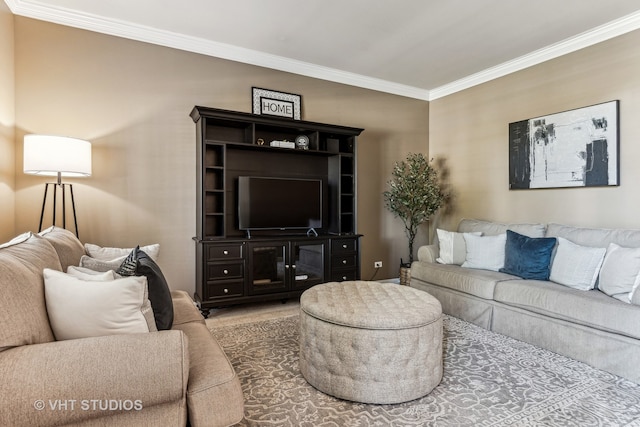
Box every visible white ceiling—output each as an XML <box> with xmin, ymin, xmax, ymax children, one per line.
<box><xmin>6</xmin><ymin>0</ymin><xmax>640</xmax><ymax>100</ymax></box>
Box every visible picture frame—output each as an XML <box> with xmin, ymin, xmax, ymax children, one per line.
<box><xmin>509</xmin><ymin>100</ymin><xmax>619</xmax><ymax>190</ymax></box>
<box><xmin>252</xmin><ymin>87</ymin><xmax>302</xmax><ymax>120</ymax></box>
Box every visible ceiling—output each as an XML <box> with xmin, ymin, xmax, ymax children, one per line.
<box><xmin>5</xmin><ymin>0</ymin><xmax>640</xmax><ymax>100</ymax></box>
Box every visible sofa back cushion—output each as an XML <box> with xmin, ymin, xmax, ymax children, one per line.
<box><xmin>546</xmin><ymin>223</ymin><xmax>640</xmax><ymax>248</ymax></box>
<box><xmin>39</xmin><ymin>226</ymin><xmax>86</xmax><ymax>271</ymax></box>
<box><xmin>458</xmin><ymin>218</ymin><xmax>546</xmax><ymax>238</ymax></box>
<box><xmin>0</xmin><ymin>233</ymin><xmax>61</xmax><ymax>351</ymax></box>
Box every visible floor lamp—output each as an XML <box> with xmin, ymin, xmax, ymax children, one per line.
<box><xmin>23</xmin><ymin>135</ymin><xmax>92</xmax><ymax>238</ymax></box>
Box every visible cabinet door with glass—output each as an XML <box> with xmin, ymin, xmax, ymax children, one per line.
<box><xmin>247</xmin><ymin>242</ymin><xmax>288</xmax><ymax>295</ymax></box>
<box><xmin>291</xmin><ymin>240</ymin><xmax>327</xmax><ymax>290</ymax></box>
<box><xmin>247</xmin><ymin>239</ymin><xmax>327</xmax><ymax>295</ymax></box>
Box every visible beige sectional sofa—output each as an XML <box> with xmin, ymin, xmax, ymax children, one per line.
<box><xmin>0</xmin><ymin>227</ymin><xmax>243</xmax><ymax>427</ymax></box>
<box><xmin>410</xmin><ymin>218</ymin><xmax>640</xmax><ymax>384</ymax></box>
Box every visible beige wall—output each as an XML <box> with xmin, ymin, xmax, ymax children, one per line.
<box><xmin>14</xmin><ymin>14</ymin><xmax>638</xmax><ymax>291</ymax></box>
<box><xmin>13</xmin><ymin>17</ymin><xmax>427</xmax><ymax>290</ymax></box>
<box><xmin>0</xmin><ymin>1</ymin><xmax>15</xmax><ymax>241</ymax></box>
<box><xmin>430</xmin><ymin>29</ymin><xmax>640</xmax><ymax>232</ymax></box>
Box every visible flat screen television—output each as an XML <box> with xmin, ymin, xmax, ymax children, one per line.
<box><xmin>238</xmin><ymin>176</ymin><xmax>323</xmax><ymax>231</ymax></box>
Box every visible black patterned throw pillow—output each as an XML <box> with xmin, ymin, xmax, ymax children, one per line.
<box><xmin>137</xmin><ymin>250</ymin><xmax>173</xmax><ymax>330</ymax></box>
<box><xmin>116</xmin><ymin>246</ymin><xmax>139</xmax><ymax>276</ymax></box>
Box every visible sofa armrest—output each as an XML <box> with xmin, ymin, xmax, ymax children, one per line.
<box><xmin>417</xmin><ymin>244</ymin><xmax>439</xmax><ymax>263</ymax></box>
<box><xmin>1</xmin><ymin>330</ymin><xmax>189</xmax><ymax>427</ymax></box>
<box><xmin>172</xmin><ymin>290</ymin><xmax>206</xmax><ymax>326</ymax></box>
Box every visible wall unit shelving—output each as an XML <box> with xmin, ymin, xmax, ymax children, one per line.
<box><xmin>191</xmin><ymin>106</ymin><xmax>364</xmax><ymax>310</ymax></box>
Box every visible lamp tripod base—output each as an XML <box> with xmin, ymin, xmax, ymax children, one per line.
<box><xmin>38</xmin><ymin>182</ymin><xmax>79</xmax><ymax>238</ymax></box>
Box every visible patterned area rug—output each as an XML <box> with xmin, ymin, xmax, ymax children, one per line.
<box><xmin>210</xmin><ymin>315</ymin><xmax>640</xmax><ymax>426</ymax></box>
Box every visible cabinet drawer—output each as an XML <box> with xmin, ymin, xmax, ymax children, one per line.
<box><xmin>332</xmin><ymin>238</ymin><xmax>357</xmax><ymax>253</ymax></box>
<box><xmin>207</xmin><ymin>244</ymin><xmax>242</xmax><ymax>260</ymax></box>
<box><xmin>332</xmin><ymin>254</ymin><xmax>356</xmax><ymax>269</ymax></box>
<box><xmin>330</xmin><ymin>270</ymin><xmax>358</xmax><ymax>282</ymax></box>
<box><xmin>206</xmin><ymin>280</ymin><xmax>244</xmax><ymax>299</ymax></box>
<box><xmin>207</xmin><ymin>262</ymin><xmax>243</xmax><ymax>280</ymax></box>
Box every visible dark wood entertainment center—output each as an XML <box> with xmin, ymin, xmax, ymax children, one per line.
<box><xmin>190</xmin><ymin>106</ymin><xmax>364</xmax><ymax>310</ymax></box>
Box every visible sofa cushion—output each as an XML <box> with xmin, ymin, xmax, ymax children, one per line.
<box><xmin>0</xmin><ymin>233</ymin><xmax>60</xmax><ymax>351</ymax></box>
<box><xmin>410</xmin><ymin>261</ymin><xmax>517</xmax><ymax>300</ymax></box>
<box><xmin>435</xmin><ymin>229</ymin><xmax>481</xmax><ymax>265</ymax></box>
<box><xmin>499</xmin><ymin>230</ymin><xmax>556</xmax><ymax>280</ymax></box>
<box><xmin>173</xmin><ymin>321</ymin><xmax>244</xmax><ymax>426</ymax></box>
<box><xmin>494</xmin><ymin>279</ymin><xmax>640</xmax><ymax>340</ymax></box>
<box><xmin>38</xmin><ymin>226</ymin><xmax>85</xmax><ymax>271</ymax></box>
<box><xmin>172</xmin><ymin>290</ymin><xmax>206</xmax><ymax>326</ymax></box>
<box><xmin>1</xmin><ymin>330</ymin><xmax>189</xmax><ymax>426</ymax></box>
<box><xmin>546</xmin><ymin>223</ymin><xmax>640</xmax><ymax>248</ymax></box>
<box><xmin>462</xmin><ymin>233</ymin><xmax>506</xmax><ymax>272</ymax></box>
<box><xmin>549</xmin><ymin>237</ymin><xmax>606</xmax><ymax>291</ymax></box>
<box><xmin>44</xmin><ymin>269</ymin><xmax>153</xmax><ymax>340</ymax></box>
<box><xmin>458</xmin><ymin>218</ymin><xmax>546</xmax><ymax>238</ymax></box>
<box><xmin>597</xmin><ymin>243</ymin><xmax>640</xmax><ymax>302</ymax></box>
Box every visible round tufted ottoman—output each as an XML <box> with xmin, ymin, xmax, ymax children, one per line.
<box><xmin>299</xmin><ymin>281</ymin><xmax>443</xmax><ymax>404</ymax></box>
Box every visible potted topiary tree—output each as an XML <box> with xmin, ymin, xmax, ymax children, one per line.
<box><xmin>383</xmin><ymin>153</ymin><xmax>445</xmax><ymax>285</ymax></box>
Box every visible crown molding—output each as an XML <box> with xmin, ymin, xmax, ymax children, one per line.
<box><xmin>428</xmin><ymin>9</ymin><xmax>640</xmax><ymax>101</ymax></box>
<box><xmin>7</xmin><ymin>1</ymin><xmax>640</xmax><ymax>102</ymax></box>
<box><xmin>6</xmin><ymin>0</ymin><xmax>430</xmax><ymax>100</ymax></box>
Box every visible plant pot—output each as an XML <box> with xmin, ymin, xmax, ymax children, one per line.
<box><xmin>399</xmin><ymin>264</ymin><xmax>411</xmax><ymax>286</ymax></box>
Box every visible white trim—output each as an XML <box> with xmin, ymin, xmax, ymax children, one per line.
<box><xmin>6</xmin><ymin>0</ymin><xmax>430</xmax><ymax>100</ymax></box>
<box><xmin>7</xmin><ymin>1</ymin><xmax>640</xmax><ymax>101</ymax></box>
<box><xmin>428</xmin><ymin>10</ymin><xmax>640</xmax><ymax>101</ymax></box>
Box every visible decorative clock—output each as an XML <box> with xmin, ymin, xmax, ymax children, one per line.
<box><xmin>295</xmin><ymin>135</ymin><xmax>310</xmax><ymax>150</ymax></box>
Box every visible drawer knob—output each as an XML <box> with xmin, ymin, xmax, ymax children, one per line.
<box><xmin>342</xmin><ymin>244</ymin><xmax>348</xmax><ymax>249</ymax></box>
<box><xmin>223</xmin><ymin>288</ymin><xmax>229</xmax><ymax>294</ymax></box>
<box><xmin>342</xmin><ymin>275</ymin><xmax>347</xmax><ymax>280</ymax></box>
<box><xmin>223</xmin><ymin>269</ymin><xmax>229</xmax><ymax>275</ymax></box>
<box><xmin>342</xmin><ymin>259</ymin><xmax>347</xmax><ymax>265</ymax></box>
<box><xmin>223</xmin><ymin>250</ymin><xmax>229</xmax><ymax>255</ymax></box>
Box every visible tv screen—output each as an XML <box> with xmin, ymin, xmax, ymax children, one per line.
<box><xmin>238</xmin><ymin>177</ymin><xmax>323</xmax><ymax>231</ymax></box>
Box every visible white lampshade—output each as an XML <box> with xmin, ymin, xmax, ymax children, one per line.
<box><xmin>24</xmin><ymin>134</ymin><xmax>92</xmax><ymax>177</ymax></box>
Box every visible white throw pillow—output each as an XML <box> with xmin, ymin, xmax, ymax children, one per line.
<box><xmin>43</xmin><ymin>269</ymin><xmax>153</xmax><ymax>340</ymax></box>
<box><xmin>0</xmin><ymin>232</ymin><xmax>32</xmax><ymax>249</ymax></box>
<box><xmin>631</xmin><ymin>286</ymin><xmax>640</xmax><ymax>306</ymax></box>
<box><xmin>598</xmin><ymin>243</ymin><xmax>640</xmax><ymax>302</ymax></box>
<box><xmin>67</xmin><ymin>265</ymin><xmax>157</xmax><ymax>332</ymax></box>
<box><xmin>84</xmin><ymin>243</ymin><xmax>160</xmax><ymax>262</ymax></box>
<box><xmin>549</xmin><ymin>237</ymin><xmax>606</xmax><ymax>291</ymax></box>
<box><xmin>436</xmin><ymin>229</ymin><xmax>482</xmax><ymax>265</ymax></box>
<box><xmin>461</xmin><ymin>233</ymin><xmax>507</xmax><ymax>272</ymax></box>
<box><xmin>67</xmin><ymin>265</ymin><xmax>118</xmax><ymax>281</ymax></box>
<box><xmin>79</xmin><ymin>255</ymin><xmax>126</xmax><ymax>272</ymax></box>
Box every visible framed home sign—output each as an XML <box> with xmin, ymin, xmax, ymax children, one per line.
<box><xmin>252</xmin><ymin>87</ymin><xmax>302</xmax><ymax>120</ymax></box>
<box><xmin>509</xmin><ymin>100</ymin><xmax>619</xmax><ymax>189</ymax></box>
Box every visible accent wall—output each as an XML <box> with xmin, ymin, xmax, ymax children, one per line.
<box><xmin>429</xmin><ymin>28</ymin><xmax>640</xmax><ymax>232</ymax></box>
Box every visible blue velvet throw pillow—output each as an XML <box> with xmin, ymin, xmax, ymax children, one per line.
<box><xmin>499</xmin><ymin>230</ymin><xmax>557</xmax><ymax>280</ymax></box>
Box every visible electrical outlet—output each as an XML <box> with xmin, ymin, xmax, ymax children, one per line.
<box><xmin>374</xmin><ymin>261</ymin><xmax>383</xmax><ymax>268</ymax></box>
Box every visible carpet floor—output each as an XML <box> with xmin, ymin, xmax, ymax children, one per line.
<box><xmin>209</xmin><ymin>314</ymin><xmax>640</xmax><ymax>426</ymax></box>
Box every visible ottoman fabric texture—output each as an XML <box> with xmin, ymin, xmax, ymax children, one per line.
<box><xmin>299</xmin><ymin>281</ymin><xmax>443</xmax><ymax>404</ymax></box>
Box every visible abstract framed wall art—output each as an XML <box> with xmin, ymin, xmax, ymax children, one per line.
<box><xmin>509</xmin><ymin>100</ymin><xmax>619</xmax><ymax>189</ymax></box>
